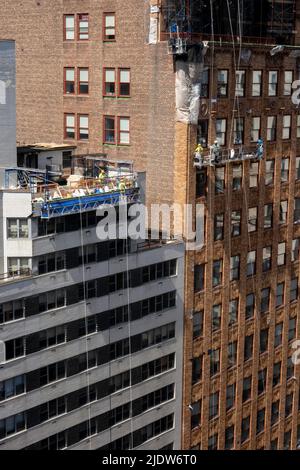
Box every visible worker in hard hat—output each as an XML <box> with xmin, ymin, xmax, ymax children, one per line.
<box><xmin>256</xmin><ymin>138</ymin><xmax>264</xmax><ymax>160</ymax></box>
<box><xmin>119</xmin><ymin>178</ymin><xmax>126</xmax><ymax>194</ymax></box>
<box><xmin>194</xmin><ymin>143</ymin><xmax>204</xmax><ymax>168</ymax></box>
<box><xmin>98</xmin><ymin>168</ymin><xmax>106</xmax><ymax>185</ymax></box>
<box><xmin>210</xmin><ymin>140</ymin><xmax>220</xmax><ymax>165</ymax></box>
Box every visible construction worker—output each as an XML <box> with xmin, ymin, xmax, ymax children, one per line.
<box><xmin>194</xmin><ymin>143</ymin><xmax>204</xmax><ymax>168</ymax></box>
<box><xmin>210</xmin><ymin>140</ymin><xmax>220</xmax><ymax>165</ymax></box>
<box><xmin>98</xmin><ymin>168</ymin><xmax>106</xmax><ymax>185</ymax></box>
<box><xmin>256</xmin><ymin>138</ymin><xmax>264</xmax><ymax>160</ymax></box>
<box><xmin>119</xmin><ymin>178</ymin><xmax>126</xmax><ymax>194</ymax></box>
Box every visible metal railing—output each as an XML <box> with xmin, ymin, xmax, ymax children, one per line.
<box><xmin>0</xmin><ymin>269</ymin><xmax>32</xmax><ymax>283</ymax></box>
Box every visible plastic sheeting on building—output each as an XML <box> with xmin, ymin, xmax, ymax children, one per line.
<box><xmin>149</xmin><ymin>17</ymin><xmax>158</xmax><ymax>44</ymax></box>
<box><xmin>175</xmin><ymin>43</ymin><xmax>209</xmax><ymax>125</ymax></box>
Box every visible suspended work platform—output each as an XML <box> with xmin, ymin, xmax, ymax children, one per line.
<box><xmin>194</xmin><ymin>144</ymin><xmax>264</xmax><ymax>169</ymax></box>
<box><xmin>4</xmin><ymin>156</ymin><xmax>140</xmax><ymax>219</ymax></box>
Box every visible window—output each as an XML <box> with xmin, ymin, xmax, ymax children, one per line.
<box><xmin>232</xmin><ymin>164</ymin><xmax>242</xmax><ymax>190</ymax></box>
<box><xmin>295</xmin><ymin>198</ymin><xmax>300</xmax><ymax>223</ymax></box>
<box><xmin>215</xmin><ymin>167</ymin><xmax>225</xmax><ymax>194</ymax></box>
<box><xmin>62</xmin><ymin>151</ymin><xmax>72</xmax><ymax>169</ymax></box>
<box><xmin>244</xmin><ymin>335</ymin><xmax>253</xmax><ymax>361</ymax></box>
<box><xmin>209</xmin><ymin>392</ymin><xmax>219</xmax><ymax>419</ymax></box>
<box><xmin>193</xmin><ymin>311</ymin><xmax>203</xmax><ymax>339</ymax></box>
<box><xmin>268</xmin><ymin>71</ymin><xmax>278</xmax><ymax>96</ymax></box>
<box><xmin>230</xmin><ymin>255</ymin><xmax>240</xmax><ymax>281</ymax></box>
<box><xmin>252</xmin><ymin>70</ymin><xmax>262</xmax><ymax>96</ymax></box>
<box><xmin>212</xmin><ymin>304</ymin><xmax>221</xmax><ymax>331</ymax></box>
<box><xmin>7</xmin><ymin>219</ymin><xmax>28</xmax><ymax>239</ymax></box>
<box><xmin>103</xmin><ymin>13</ymin><xmax>116</xmax><ymax>41</ymax></box>
<box><xmin>248</xmin><ymin>207</ymin><xmax>258</xmax><ymax>232</ymax></box>
<box><xmin>78</xmin><ymin>14</ymin><xmax>89</xmax><ymax>40</ymax></box>
<box><xmin>282</xmin><ymin>115</ymin><xmax>291</xmax><ymax>140</ymax></box>
<box><xmin>5</xmin><ymin>337</ymin><xmax>25</xmax><ymax>360</ymax></box>
<box><xmin>191</xmin><ymin>401</ymin><xmax>201</xmax><ymax>429</ymax></box>
<box><xmin>281</xmin><ymin>158</ymin><xmax>289</xmax><ymax>182</ymax></box>
<box><xmin>256</xmin><ymin>408</ymin><xmax>265</xmax><ymax>434</ymax></box>
<box><xmin>225</xmin><ymin>426</ymin><xmax>234</xmax><ymax>450</ymax></box>
<box><xmin>78</xmin><ymin>115</ymin><xmax>89</xmax><ymax>140</ymax></box>
<box><xmin>246</xmin><ymin>294</ymin><xmax>255</xmax><ymax>319</ymax></box>
<box><xmin>267</xmin><ymin>116</ymin><xmax>276</xmax><ymax>141</ymax></box>
<box><xmin>197</xmin><ymin>120</ymin><xmax>209</xmax><ymax>147</ymax></box>
<box><xmin>265</xmin><ymin>160</ymin><xmax>275</xmax><ymax>185</ymax></box>
<box><xmin>277</xmin><ymin>242</ymin><xmax>286</xmax><ymax>266</ymax></box>
<box><xmin>262</xmin><ymin>246</ymin><xmax>272</xmax><ymax>272</ymax></box>
<box><xmin>273</xmin><ymin>362</ymin><xmax>281</xmax><ymax>386</ymax></box>
<box><xmin>236</xmin><ymin>70</ymin><xmax>245</xmax><ymax>97</ymax></box>
<box><xmin>247</xmin><ymin>251</ymin><xmax>256</xmax><ymax>277</ymax></box>
<box><xmin>78</xmin><ymin>68</ymin><xmax>89</xmax><ymax>94</ymax></box>
<box><xmin>213</xmin><ymin>259</ymin><xmax>222</xmax><ymax>287</ymax></box>
<box><xmin>280</xmin><ymin>200</ymin><xmax>288</xmax><ymax>225</ymax></box>
<box><xmin>250</xmin><ymin>162</ymin><xmax>259</xmax><ymax>187</ymax></box>
<box><xmin>271</xmin><ymin>401</ymin><xmax>280</xmax><ymax>425</ymax></box>
<box><xmin>292</xmin><ymin>239</ymin><xmax>300</xmax><ymax>262</ymax></box>
<box><xmin>64</xmin><ymin>15</ymin><xmax>75</xmax><ymax>40</ymax></box>
<box><xmin>288</xmin><ymin>317</ymin><xmax>296</xmax><ymax>341</ymax></box>
<box><xmin>287</xmin><ymin>356</ymin><xmax>294</xmax><ymax>380</ymax></box>
<box><xmin>0</xmin><ymin>413</ymin><xmax>25</xmax><ymax>439</ymax></box>
<box><xmin>8</xmin><ymin>258</ymin><xmax>30</xmax><ymax>277</ymax></box>
<box><xmin>192</xmin><ymin>357</ymin><xmax>202</xmax><ymax>384</ymax></box>
<box><xmin>64</xmin><ymin>68</ymin><xmax>75</xmax><ymax>94</ymax></box>
<box><xmin>0</xmin><ymin>300</ymin><xmax>24</xmax><ymax>324</ymax></box>
<box><xmin>274</xmin><ymin>323</ymin><xmax>283</xmax><ymax>348</ymax></box>
<box><xmin>296</xmin><ymin>157</ymin><xmax>300</xmax><ymax>179</ymax></box>
<box><xmin>226</xmin><ymin>384</ymin><xmax>236</xmax><ymax>410</ymax></box>
<box><xmin>196</xmin><ymin>169</ymin><xmax>207</xmax><ymax>197</ymax></box>
<box><xmin>264</xmin><ymin>204</ymin><xmax>273</xmax><ymax>229</ymax></box>
<box><xmin>214</xmin><ymin>213</ymin><xmax>224</xmax><ymax>241</ymax></box>
<box><xmin>118</xmin><ymin>117</ymin><xmax>130</xmax><ymax>145</ymax></box>
<box><xmin>0</xmin><ymin>375</ymin><xmax>25</xmax><ymax>402</ymax></box>
<box><xmin>217</xmin><ymin>70</ymin><xmax>228</xmax><ymax>97</ymax></box>
<box><xmin>241</xmin><ymin>416</ymin><xmax>250</xmax><ymax>443</ymax></box>
<box><xmin>104</xmin><ymin>69</ymin><xmax>116</xmax><ymax>96</ymax></box>
<box><xmin>284</xmin><ymin>71</ymin><xmax>293</xmax><ymax>95</ymax></box>
<box><xmin>119</xmin><ymin>69</ymin><xmax>130</xmax><ymax>97</ymax></box>
<box><xmin>231</xmin><ymin>210</ymin><xmax>241</xmax><ymax>237</ymax></box>
<box><xmin>228</xmin><ymin>342</ymin><xmax>237</xmax><ymax>368</ymax></box>
<box><xmin>243</xmin><ymin>376</ymin><xmax>252</xmax><ymax>401</ymax></box>
<box><xmin>258</xmin><ymin>369</ymin><xmax>267</xmax><ymax>394</ymax></box>
<box><xmin>64</xmin><ymin>114</ymin><xmax>75</xmax><ymax>139</ymax></box>
<box><xmin>297</xmin><ymin>116</ymin><xmax>300</xmax><ymax>138</ymax></box>
<box><xmin>103</xmin><ymin>116</ymin><xmax>115</xmax><ymax>143</ymax></box>
<box><xmin>208</xmin><ymin>434</ymin><xmax>218</xmax><ymax>450</ymax></box>
<box><xmin>260</xmin><ymin>329</ymin><xmax>268</xmax><ymax>353</ymax></box>
<box><xmin>229</xmin><ymin>300</ymin><xmax>238</xmax><ymax>325</ymax></box>
<box><xmin>200</xmin><ymin>69</ymin><xmax>209</xmax><ymax>97</ymax></box>
<box><xmin>290</xmin><ymin>278</ymin><xmax>298</xmax><ymax>302</ymax></box>
<box><xmin>261</xmin><ymin>288</ymin><xmax>270</xmax><ymax>313</ymax></box>
<box><xmin>284</xmin><ymin>431</ymin><xmax>292</xmax><ymax>450</ymax></box>
<box><xmin>210</xmin><ymin>349</ymin><xmax>220</xmax><ymax>376</ymax></box>
<box><xmin>194</xmin><ymin>264</ymin><xmax>205</xmax><ymax>292</ymax></box>
<box><xmin>233</xmin><ymin>118</ymin><xmax>244</xmax><ymax>144</ymax></box>
<box><xmin>216</xmin><ymin>119</ymin><xmax>227</xmax><ymax>146</ymax></box>
<box><xmin>276</xmin><ymin>282</ymin><xmax>284</xmax><ymax>308</ymax></box>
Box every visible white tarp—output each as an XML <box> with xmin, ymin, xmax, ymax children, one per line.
<box><xmin>175</xmin><ymin>42</ymin><xmax>208</xmax><ymax>125</ymax></box>
<box><xmin>149</xmin><ymin>17</ymin><xmax>158</xmax><ymax>44</ymax></box>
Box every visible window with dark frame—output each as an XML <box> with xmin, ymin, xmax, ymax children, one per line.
<box><xmin>64</xmin><ymin>15</ymin><xmax>75</xmax><ymax>41</ymax></box>
<box><xmin>64</xmin><ymin>68</ymin><xmax>75</xmax><ymax>94</ymax></box>
<box><xmin>78</xmin><ymin>68</ymin><xmax>89</xmax><ymax>94</ymax></box>
<box><xmin>103</xmin><ymin>13</ymin><xmax>116</xmax><ymax>41</ymax></box>
<box><xmin>78</xmin><ymin>14</ymin><xmax>89</xmax><ymax>40</ymax></box>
